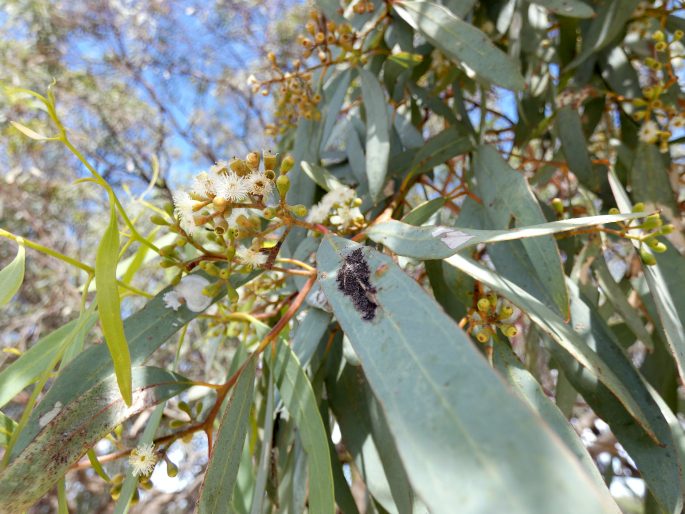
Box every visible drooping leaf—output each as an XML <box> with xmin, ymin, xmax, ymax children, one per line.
<box><xmin>544</xmin><ymin>282</ymin><xmax>685</xmax><ymax>514</ymax></box>
<box><xmin>366</xmin><ymin>213</ymin><xmax>648</xmax><ymax>260</ymax></box>
<box><xmin>0</xmin><ymin>367</ymin><xmax>191</xmax><ymax>512</ymax></box>
<box><xmin>566</xmin><ymin>0</ymin><xmax>641</xmax><ymax>69</ymax></box>
<box><xmin>0</xmin><ymin>239</ymin><xmax>25</xmax><ymax>307</ymax></box>
<box><xmin>556</xmin><ymin>107</ymin><xmax>600</xmax><ymax>191</ymax></box>
<box><xmin>608</xmin><ymin>170</ymin><xmax>685</xmax><ymax>387</ymax></box>
<box><xmin>394</xmin><ymin>1</ymin><xmax>524</xmax><ymax>90</ymax></box>
<box><xmin>301</xmin><ymin>161</ymin><xmax>346</xmax><ymax>192</ymax></box>
<box><xmin>318</xmin><ymin>236</ymin><xmax>620</xmax><ymax>514</ymax></box>
<box><xmin>444</xmin><ymin>253</ymin><xmax>663</xmax><ymax>443</ymax></box>
<box><xmin>249</xmin><ymin>367</ymin><xmax>274</xmax><ymax>514</ymax></box>
<box><xmin>0</xmin><ymin>311</ymin><xmax>98</xmax><ymax>409</ymax></box>
<box><xmin>267</xmin><ymin>343</ymin><xmax>335</xmax><ymax>514</ymax></box>
<box><xmin>630</xmin><ymin>142</ymin><xmax>678</xmax><ymax>217</ymax></box>
<box><xmin>473</xmin><ymin>145</ymin><xmax>569</xmax><ymax>318</ymax></box>
<box><xmin>491</xmin><ymin>339</ymin><xmax>612</xmax><ymax>495</ymax></box>
<box><xmin>401</xmin><ymin>198</ymin><xmax>446</xmax><ymax>226</ymax></box>
<box><xmin>10</xmin><ymin>271</ymin><xmax>255</xmax><ymax>460</ymax></box>
<box><xmin>95</xmin><ymin>200</ymin><xmax>132</xmax><ymax>405</ymax></box>
<box><xmin>359</xmin><ymin>68</ymin><xmax>391</xmax><ymax>202</ymax></box>
<box><xmin>321</xmin><ymin>69</ymin><xmax>353</xmax><ymax>150</ymax></box>
<box><xmin>197</xmin><ymin>358</ymin><xmax>256</xmax><ymax>514</ymax></box>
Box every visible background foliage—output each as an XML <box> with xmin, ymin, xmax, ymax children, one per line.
<box><xmin>1</xmin><ymin>0</ymin><xmax>685</xmax><ymax>513</ymax></box>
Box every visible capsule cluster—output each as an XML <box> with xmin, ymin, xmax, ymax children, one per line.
<box><xmin>468</xmin><ymin>294</ymin><xmax>518</xmax><ymax>344</ymax></box>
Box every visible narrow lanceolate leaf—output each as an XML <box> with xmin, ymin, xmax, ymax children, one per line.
<box><xmin>9</xmin><ymin>121</ymin><xmax>55</xmax><ymax>141</ymax></box>
<box><xmin>268</xmin><ymin>343</ymin><xmax>335</xmax><ymax>514</ymax></box>
<box><xmin>445</xmin><ymin>253</ymin><xmax>662</xmax><ymax>444</ymax></box>
<box><xmin>197</xmin><ymin>358</ymin><xmax>256</xmax><ymax>514</ymax></box>
<box><xmin>0</xmin><ymin>367</ymin><xmax>191</xmax><ymax>512</ymax></box>
<box><xmin>473</xmin><ymin>145</ymin><xmax>569</xmax><ymax>318</ymax></box>
<box><xmin>566</xmin><ymin>0</ymin><xmax>641</xmax><ymax>69</ymax></box>
<box><xmin>95</xmin><ymin>200</ymin><xmax>132</xmax><ymax>405</ymax></box>
<box><xmin>608</xmin><ymin>170</ymin><xmax>685</xmax><ymax>387</ymax></box>
<box><xmin>541</xmin><ymin>282</ymin><xmax>684</xmax><ymax>514</ymax></box>
<box><xmin>556</xmin><ymin>107</ymin><xmax>598</xmax><ymax>191</ymax></box>
<box><xmin>529</xmin><ymin>0</ymin><xmax>594</xmax><ymax>18</ymax></box>
<box><xmin>318</xmin><ymin>236</ymin><xmax>620</xmax><ymax>514</ymax></box>
<box><xmin>491</xmin><ymin>339</ymin><xmax>613</xmax><ymax>496</ymax></box>
<box><xmin>0</xmin><ymin>312</ymin><xmax>98</xmax><ymax>409</ymax></box>
<box><xmin>11</xmin><ymin>271</ymin><xmax>256</xmax><ymax>460</ymax></box>
<box><xmin>401</xmin><ymin>198</ymin><xmax>446</xmax><ymax>226</ymax></box>
<box><xmin>394</xmin><ymin>1</ymin><xmax>524</xmax><ymax>90</ymax></box>
<box><xmin>0</xmin><ymin>238</ymin><xmax>25</xmax><ymax>307</ymax></box>
<box><xmin>367</xmin><ymin>213</ymin><xmax>649</xmax><ymax>260</ymax></box>
<box><xmin>301</xmin><ymin>161</ymin><xmax>346</xmax><ymax>192</ymax></box>
<box><xmin>359</xmin><ymin>68</ymin><xmax>390</xmax><ymax>202</ymax></box>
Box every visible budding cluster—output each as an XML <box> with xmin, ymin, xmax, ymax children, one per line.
<box><xmin>608</xmin><ymin>204</ymin><xmax>673</xmax><ymax>266</ymax></box>
<box><xmin>252</xmin><ymin>10</ymin><xmax>360</xmax><ymax>134</ymax></box>
<box><xmin>631</xmin><ymin>30</ymin><xmax>684</xmax><ymax>152</ymax></box>
<box><xmin>468</xmin><ymin>294</ymin><xmax>518</xmax><ymax>344</ymax></box>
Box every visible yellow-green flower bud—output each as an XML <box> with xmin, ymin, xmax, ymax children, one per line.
<box><xmin>499</xmin><ymin>304</ymin><xmax>514</xmax><ymax>319</ymax></box>
<box><xmin>166</xmin><ymin>459</ymin><xmax>179</xmax><ymax>478</ymax></box>
<box><xmin>219</xmin><ymin>269</ymin><xmax>230</xmax><ymax>280</ymax></box>
<box><xmin>150</xmin><ymin>214</ymin><xmax>169</xmax><ymax>225</ymax></box>
<box><xmin>289</xmin><ymin>204</ymin><xmax>308</xmax><ymax>217</ymax></box>
<box><xmin>477</xmin><ymin>298</ymin><xmax>490</xmax><ymax>313</ymax></box>
<box><xmin>169</xmin><ymin>419</ymin><xmax>186</xmax><ymax>429</ymax></box>
<box><xmin>111</xmin><ymin>473</ymin><xmax>125</xmax><ymax>485</ymax></box>
<box><xmin>551</xmin><ymin>198</ymin><xmax>564</xmax><ymax>214</ymax></box>
<box><xmin>277</xmin><ymin>175</ymin><xmax>291</xmax><ymax>198</ymax></box>
<box><xmin>280</xmin><ymin>155</ymin><xmax>295</xmax><ymax>174</ymax></box>
<box><xmin>653</xmin><ymin>30</ymin><xmax>665</xmax><ymax>42</ymax></box>
<box><xmin>263</xmin><ymin>207</ymin><xmax>277</xmax><ymax>219</ymax></box>
<box><xmin>501</xmin><ymin>325</ymin><xmax>518</xmax><ymax>338</ymax></box>
<box><xmin>225</xmin><ymin>246</ymin><xmax>236</xmax><ymax>260</ymax></box>
<box><xmin>226</xmin><ymin>283</ymin><xmax>240</xmax><ymax>303</ymax></box>
<box><xmin>160</xmin><ymin>259</ymin><xmax>176</xmax><ymax>268</ymax></box>
<box><xmin>647</xmin><ymin>238</ymin><xmax>667</xmax><ymax>253</ymax></box>
<box><xmin>632</xmin><ymin>202</ymin><xmax>645</xmax><ymax>213</ymax></box>
<box><xmin>642</xmin><ymin>214</ymin><xmax>662</xmax><ymax>230</ymax></box>
<box><xmin>608</xmin><ymin>207</ymin><xmax>619</xmax><ymax>215</ymax></box>
<box><xmin>110</xmin><ymin>483</ymin><xmax>122</xmax><ymax>501</ymax></box>
<box><xmin>475</xmin><ymin>327</ymin><xmax>492</xmax><ymax>343</ymax></box>
<box><xmin>640</xmin><ymin>247</ymin><xmax>657</xmax><ymax>266</ymax></box>
<box><xmin>675</xmin><ymin>30</ymin><xmax>684</xmax><ymax>40</ymax></box>
<box><xmin>661</xmin><ymin>224</ymin><xmax>674</xmax><ymax>235</ymax></box>
<box><xmin>160</xmin><ymin>244</ymin><xmax>177</xmax><ymax>257</ymax></box>
<box><xmin>139</xmin><ymin>477</ymin><xmax>153</xmax><ymax>490</ymax></box>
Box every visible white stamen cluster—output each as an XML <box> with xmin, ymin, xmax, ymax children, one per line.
<box><xmin>307</xmin><ymin>186</ymin><xmax>364</xmax><ymax>233</ymax></box>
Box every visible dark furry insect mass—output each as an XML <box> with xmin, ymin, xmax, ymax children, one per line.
<box><xmin>336</xmin><ymin>248</ymin><xmax>378</xmax><ymax>321</ymax></box>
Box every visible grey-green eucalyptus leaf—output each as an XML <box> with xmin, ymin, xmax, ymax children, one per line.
<box><xmin>318</xmin><ymin>236</ymin><xmax>620</xmax><ymax>514</ymax></box>
<box><xmin>394</xmin><ymin>1</ymin><xmax>524</xmax><ymax>90</ymax></box>
<box><xmin>359</xmin><ymin>68</ymin><xmax>390</xmax><ymax>202</ymax></box>
<box><xmin>197</xmin><ymin>358</ymin><xmax>256</xmax><ymax>514</ymax></box>
<box><xmin>366</xmin><ymin>213</ymin><xmax>647</xmax><ymax>259</ymax></box>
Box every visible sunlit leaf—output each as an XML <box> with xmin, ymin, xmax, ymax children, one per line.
<box><xmin>0</xmin><ymin>239</ymin><xmax>25</xmax><ymax>307</ymax></box>
<box><xmin>359</xmin><ymin>68</ymin><xmax>390</xmax><ymax>202</ymax></box>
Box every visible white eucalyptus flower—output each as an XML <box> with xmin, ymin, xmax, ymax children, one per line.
<box><xmin>236</xmin><ymin>246</ymin><xmax>268</xmax><ymax>267</ymax></box>
<box><xmin>129</xmin><ymin>443</ymin><xmax>157</xmax><ymax>477</ymax></box>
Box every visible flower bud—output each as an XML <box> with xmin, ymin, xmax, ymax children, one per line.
<box><xmin>263</xmin><ymin>207</ymin><xmax>277</xmax><ymax>219</ymax></box>
<box><xmin>501</xmin><ymin>325</ymin><xmax>518</xmax><ymax>338</ymax></box>
<box><xmin>475</xmin><ymin>327</ymin><xmax>492</xmax><ymax>343</ymax></box>
<box><xmin>150</xmin><ymin>214</ymin><xmax>169</xmax><ymax>225</ymax></box>
<box><xmin>289</xmin><ymin>204</ymin><xmax>308</xmax><ymax>217</ymax></box>
<box><xmin>477</xmin><ymin>298</ymin><xmax>490</xmax><ymax>313</ymax></box>
<box><xmin>280</xmin><ymin>155</ymin><xmax>295</xmax><ymax>174</ymax></box>
<box><xmin>246</xmin><ymin>151</ymin><xmax>260</xmax><ymax>170</ymax></box>
<box><xmin>660</xmin><ymin>224</ymin><xmax>674</xmax><ymax>235</ymax></box>
<box><xmin>641</xmin><ymin>213</ymin><xmax>662</xmax><ymax>230</ymax></box>
<box><xmin>632</xmin><ymin>202</ymin><xmax>645</xmax><ymax>213</ymax></box>
<box><xmin>160</xmin><ymin>244</ymin><xmax>177</xmax><ymax>257</ymax></box>
<box><xmin>226</xmin><ymin>283</ymin><xmax>240</xmax><ymax>303</ymax></box>
<box><xmin>499</xmin><ymin>304</ymin><xmax>514</xmax><ymax>319</ymax></box>
<box><xmin>551</xmin><ymin>198</ymin><xmax>564</xmax><ymax>215</ymax></box>
<box><xmin>608</xmin><ymin>207</ymin><xmax>619</xmax><ymax>215</ymax></box>
<box><xmin>166</xmin><ymin>459</ymin><xmax>179</xmax><ymax>478</ymax></box>
<box><xmin>277</xmin><ymin>175</ymin><xmax>291</xmax><ymax>198</ymax></box>
<box><xmin>640</xmin><ymin>247</ymin><xmax>657</xmax><ymax>266</ymax></box>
